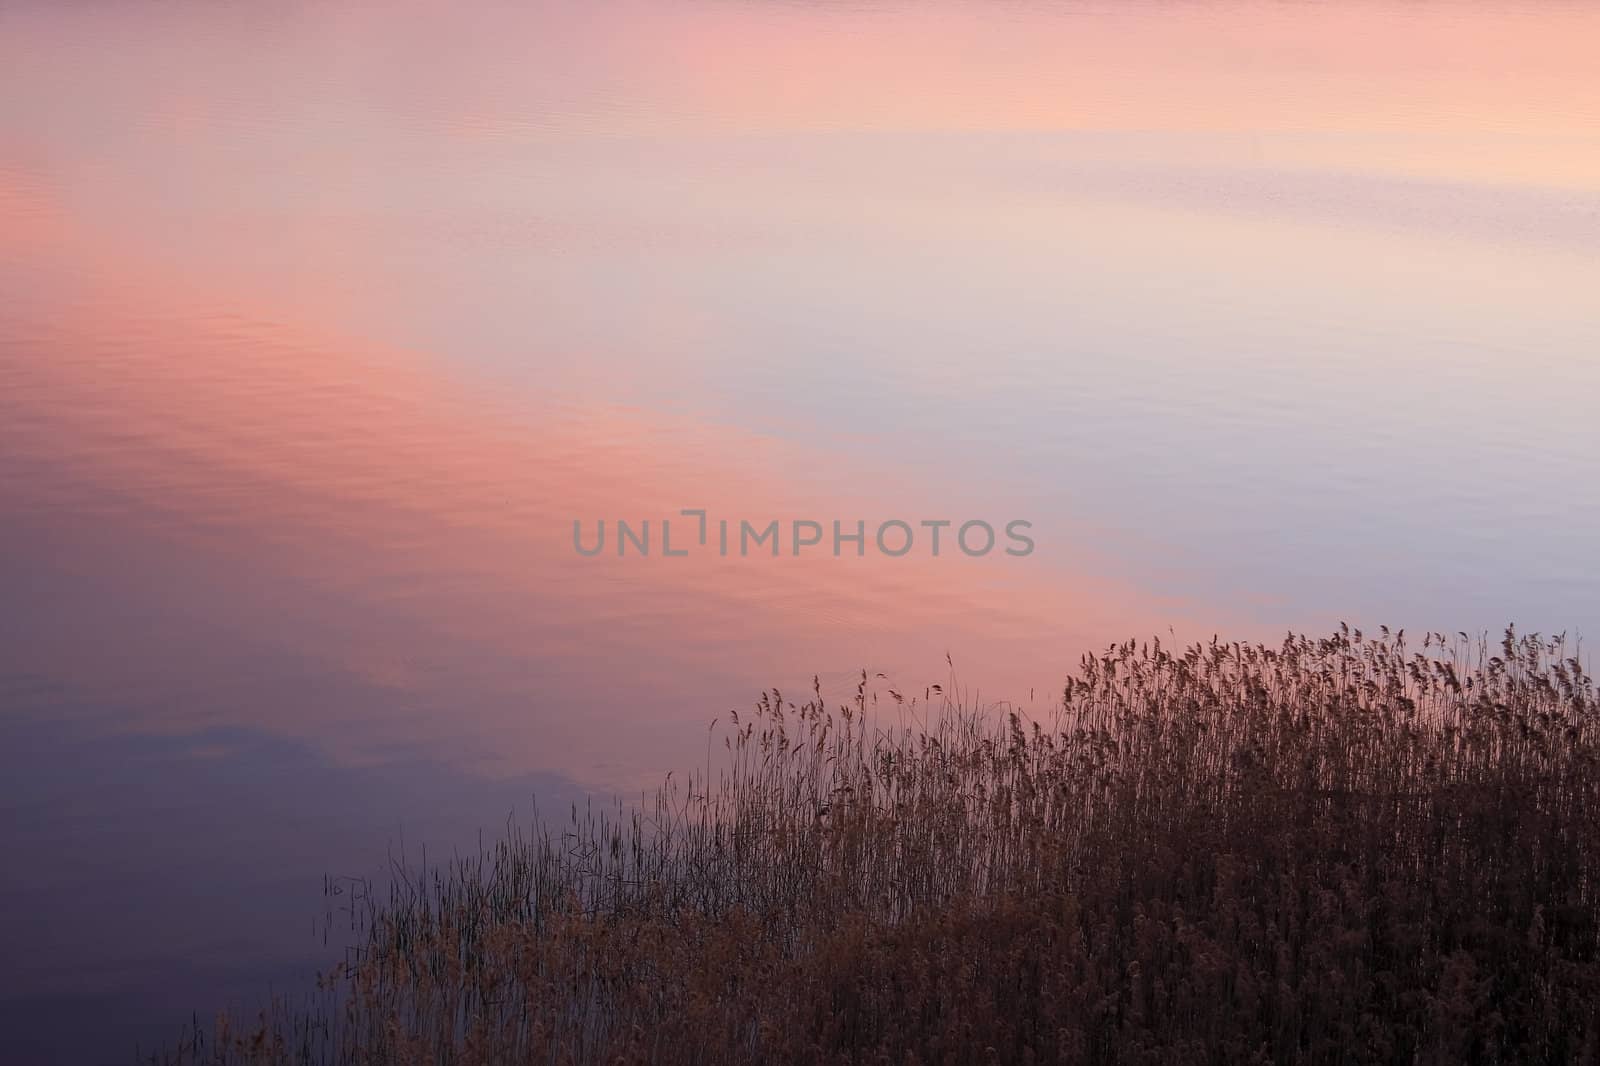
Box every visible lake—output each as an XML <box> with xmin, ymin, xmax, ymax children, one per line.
<box><xmin>2</xmin><ymin>1</ymin><xmax>1598</xmax><ymax>1061</ymax></box>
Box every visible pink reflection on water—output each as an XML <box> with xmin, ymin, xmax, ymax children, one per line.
<box><xmin>1</xmin><ymin>169</ymin><xmax>1188</xmax><ymax>785</ymax></box>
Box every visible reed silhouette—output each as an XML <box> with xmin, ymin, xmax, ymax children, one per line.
<box><xmin>157</xmin><ymin>626</ymin><xmax>1600</xmax><ymax>1064</ymax></box>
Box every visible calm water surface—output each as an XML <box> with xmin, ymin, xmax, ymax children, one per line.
<box><xmin>3</xmin><ymin>1</ymin><xmax>1599</xmax><ymax>1060</ymax></box>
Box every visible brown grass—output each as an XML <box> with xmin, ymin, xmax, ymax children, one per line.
<box><xmin>157</xmin><ymin>626</ymin><xmax>1600</xmax><ymax>1065</ymax></box>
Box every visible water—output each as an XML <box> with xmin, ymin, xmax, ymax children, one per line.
<box><xmin>2</xmin><ymin>1</ymin><xmax>1598</xmax><ymax>1060</ymax></box>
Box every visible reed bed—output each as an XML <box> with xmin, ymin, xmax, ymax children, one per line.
<box><xmin>158</xmin><ymin>626</ymin><xmax>1600</xmax><ymax>1065</ymax></box>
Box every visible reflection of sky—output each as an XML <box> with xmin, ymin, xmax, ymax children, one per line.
<box><xmin>3</xmin><ymin>1</ymin><xmax>1600</xmax><ymax>1061</ymax></box>
<box><xmin>8</xmin><ymin>0</ymin><xmax>1596</xmax><ymax>642</ymax></box>
<box><xmin>0</xmin><ymin>696</ymin><xmax>581</xmax><ymax>1065</ymax></box>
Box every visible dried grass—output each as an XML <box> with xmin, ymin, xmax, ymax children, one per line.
<box><xmin>157</xmin><ymin>626</ymin><xmax>1600</xmax><ymax>1065</ymax></box>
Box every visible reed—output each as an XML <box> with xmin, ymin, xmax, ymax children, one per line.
<box><xmin>155</xmin><ymin>626</ymin><xmax>1600</xmax><ymax>1064</ymax></box>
